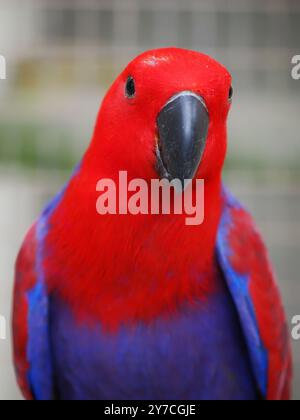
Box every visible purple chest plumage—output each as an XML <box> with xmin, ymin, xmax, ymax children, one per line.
<box><xmin>49</xmin><ymin>281</ymin><xmax>258</xmax><ymax>400</ymax></box>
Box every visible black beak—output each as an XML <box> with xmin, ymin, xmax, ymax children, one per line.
<box><xmin>156</xmin><ymin>91</ymin><xmax>209</xmax><ymax>187</ymax></box>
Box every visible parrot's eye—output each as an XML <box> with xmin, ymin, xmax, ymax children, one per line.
<box><xmin>228</xmin><ymin>86</ymin><xmax>233</xmax><ymax>102</ymax></box>
<box><xmin>125</xmin><ymin>76</ymin><xmax>136</xmax><ymax>99</ymax></box>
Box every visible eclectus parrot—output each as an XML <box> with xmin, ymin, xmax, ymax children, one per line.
<box><xmin>13</xmin><ymin>48</ymin><xmax>292</xmax><ymax>400</ymax></box>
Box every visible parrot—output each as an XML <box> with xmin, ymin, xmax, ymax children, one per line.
<box><xmin>13</xmin><ymin>48</ymin><xmax>292</xmax><ymax>400</ymax></box>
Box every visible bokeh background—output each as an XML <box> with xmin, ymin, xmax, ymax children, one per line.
<box><xmin>0</xmin><ymin>0</ymin><xmax>299</xmax><ymax>400</ymax></box>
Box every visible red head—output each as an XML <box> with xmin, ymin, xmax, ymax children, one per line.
<box><xmin>85</xmin><ymin>48</ymin><xmax>232</xmax><ymax>185</ymax></box>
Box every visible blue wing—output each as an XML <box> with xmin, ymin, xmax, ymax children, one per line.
<box><xmin>13</xmin><ymin>221</ymin><xmax>54</xmax><ymax>400</ymax></box>
<box><xmin>217</xmin><ymin>188</ymin><xmax>292</xmax><ymax>400</ymax></box>
<box><xmin>13</xmin><ymin>166</ymin><xmax>80</xmax><ymax>400</ymax></box>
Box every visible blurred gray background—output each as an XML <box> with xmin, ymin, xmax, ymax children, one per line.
<box><xmin>0</xmin><ymin>0</ymin><xmax>299</xmax><ymax>400</ymax></box>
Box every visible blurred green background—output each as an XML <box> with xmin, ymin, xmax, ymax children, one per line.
<box><xmin>0</xmin><ymin>0</ymin><xmax>300</xmax><ymax>400</ymax></box>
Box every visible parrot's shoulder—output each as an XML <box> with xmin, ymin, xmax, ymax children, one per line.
<box><xmin>12</xmin><ymin>195</ymin><xmax>63</xmax><ymax>400</ymax></box>
<box><xmin>13</xmin><ymin>223</ymin><xmax>39</xmax><ymax>399</ymax></box>
<box><xmin>217</xmin><ymin>187</ymin><xmax>292</xmax><ymax>400</ymax></box>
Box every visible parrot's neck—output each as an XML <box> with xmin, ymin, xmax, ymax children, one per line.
<box><xmin>46</xmin><ymin>170</ymin><xmax>224</xmax><ymax>329</ymax></box>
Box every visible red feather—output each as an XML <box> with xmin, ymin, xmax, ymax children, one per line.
<box><xmin>13</xmin><ymin>224</ymin><xmax>37</xmax><ymax>400</ymax></box>
<box><xmin>228</xmin><ymin>208</ymin><xmax>292</xmax><ymax>400</ymax></box>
